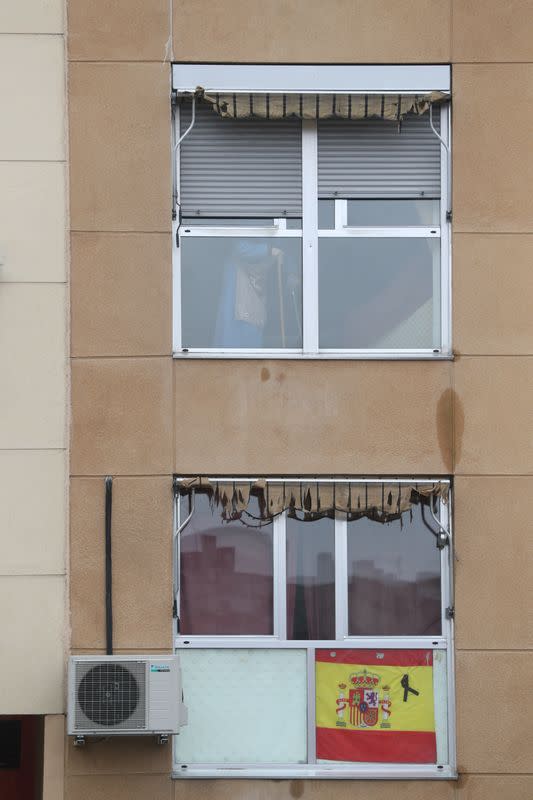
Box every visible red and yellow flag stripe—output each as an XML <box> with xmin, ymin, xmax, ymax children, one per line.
<box><xmin>315</xmin><ymin>649</ymin><xmax>436</xmax><ymax>763</ymax></box>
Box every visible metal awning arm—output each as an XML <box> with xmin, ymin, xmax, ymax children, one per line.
<box><xmin>176</xmin><ymin>489</ymin><xmax>195</xmax><ymax>537</ymax></box>
<box><xmin>420</xmin><ymin>501</ymin><xmax>449</xmax><ymax>549</ymax></box>
<box><xmin>173</xmin><ymin>487</ymin><xmax>196</xmax><ymax>625</ymax></box>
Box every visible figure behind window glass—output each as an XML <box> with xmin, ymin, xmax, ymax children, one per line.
<box><xmin>215</xmin><ymin>240</ymin><xmax>300</xmax><ymax>348</ymax></box>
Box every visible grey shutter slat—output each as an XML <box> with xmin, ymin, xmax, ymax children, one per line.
<box><xmin>318</xmin><ymin>112</ymin><xmax>441</xmax><ymax>199</ymax></box>
<box><xmin>179</xmin><ymin>101</ymin><xmax>302</xmax><ymax>217</ymax></box>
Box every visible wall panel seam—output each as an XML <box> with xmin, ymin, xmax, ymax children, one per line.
<box><xmin>70</xmin><ymin>474</ymin><xmax>174</xmax><ymax>479</ymax></box>
<box><xmin>71</xmin><ymin>354</ymin><xmax>172</xmax><ymax>360</ymax></box>
<box><xmin>71</xmin><ymin>229</ymin><xmax>171</xmax><ymax>234</ymax></box>
<box><xmin>456</xmin><ymin>648</ymin><xmax>533</xmax><ymax>653</ymax></box>
<box><xmin>0</xmin><ymin>160</ymin><xmax>66</xmax><ymax>164</ymax></box>
<box><xmin>0</xmin><ymin>447</ymin><xmax>66</xmax><ymax>452</ymax></box>
<box><xmin>68</xmin><ymin>58</ymin><xmax>169</xmax><ymax>64</ymax></box>
<box><xmin>451</xmin><ymin>60</ymin><xmax>533</xmax><ymax>65</ymax></box>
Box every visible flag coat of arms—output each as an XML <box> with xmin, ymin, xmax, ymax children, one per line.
<box><xmin>316</xmin><ymin>649</ymin><xmax>436</xmax><ymax>763</ymax></box>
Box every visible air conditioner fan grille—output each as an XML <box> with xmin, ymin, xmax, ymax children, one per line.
<box><xmin>74</xmin><ymin>662</ymin><xmax>146</xmax><ymax>730</ymax></box>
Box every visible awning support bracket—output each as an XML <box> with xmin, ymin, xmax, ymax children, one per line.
<box><xmin>173</xmin><ymin>484</ymin><xmax>196</xmax><ymax>625</ymax></box>
<box><xmin>429</xmin><ymin>102</ymin><xmax>452</xmax><ymax>221</ymax></box>
<box><xmin>420</xmin><ymin>502</ymin><xmax>449</xmax><ymax>549</ymax></box>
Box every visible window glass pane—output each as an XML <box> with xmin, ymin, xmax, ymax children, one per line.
<box><xmin>286</xmin><ymin>217</ymin><xmax>303</xmax><ymax>229</ymax></box>
<box><xmin>318</xmin><ymin>200</ymin><xmax>335</xmax><ymax>229</ymax></box>
<box><xmin>347</xmin><ymin>510</ymin><xmax>441</xmax><ymax>636</ymax></box>
<box><xmin>347</xmin><ymin>200</ymin><xmax>440</xmax><ymax>227</ymax></box>
<box><xmin>182</xmin><ymin>218</ymin><xmax>275</xmax><ymax>227</ymax></box>
<box><xmin>315</xmin><ymin>647</ymin><xmax>446</xmax><ymax>764</ymax></box>
<box><xmin>176</xmin><ymin>648</ymin><xmax>307</xmax><ymax>763</ymax></box>
<box><xmin>286</xmin><ymin>515</ymin><xmax>335</xmax><ymax>640</ymax></box>
<box><xmin>181</xmin><ymin>237</ymin><xmax>303</xmax><ymax>348</ymax></box>
<box><xmin>180</xmin><ymin>493</ymin><xmax>273</xmax><ymax>635</ymax></box>
<box><xmin>318</xmin><ymin>237</ymin><xmax>440</xmax><ymax>349</ymax></box>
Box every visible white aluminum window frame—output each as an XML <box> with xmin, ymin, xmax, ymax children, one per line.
<box><xmin>172</xmin><ymin>104</ymin><xmax>451</xmax><ymax>360</ymax></box>
<box><xmin>173</xmin><ymin>477</ymin><xmax>456</xmax><ymax>780</ymax></box>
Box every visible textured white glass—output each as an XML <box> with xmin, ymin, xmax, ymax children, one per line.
<box><xmin>175</xmin><ymin>649</ymin><xmax>307</xmax><ymax>763</ymax></box>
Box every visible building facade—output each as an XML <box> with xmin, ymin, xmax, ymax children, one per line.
<box><xmin>2</xmin><ymin>1</ymin><xmax>533</xmax><ymax>798</ymax></box>
<box><xmin>0</xmin><ymin>1</ymin><xmax>67</xmax><ymax>797</ymax></box>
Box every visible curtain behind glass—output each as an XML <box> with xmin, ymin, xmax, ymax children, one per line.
<box><xmin>286</xmin><ymin>515</ymin><xmax>335</xmax><ymax>640</ymax></box>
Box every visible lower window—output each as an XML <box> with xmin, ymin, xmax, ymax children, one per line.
<box><xmin>173</xmin><ymin>477</ymin><xmax>455</xmax><ymax>779</ymax></box>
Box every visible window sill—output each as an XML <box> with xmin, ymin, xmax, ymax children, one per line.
<box><xmin>172</xmin><ymin>765</ymin><xmax>457</xmax><ymax>780</ymax></box>
<box><xmin>173</xmin><ymin>350</ymin><xmax>454</xmax><ymax>361</ymax></box>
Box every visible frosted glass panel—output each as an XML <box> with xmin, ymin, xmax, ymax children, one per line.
<box><xmin>176</xmin><ymin>649</ymin><xmax>307</xmax><ymax>763</ymax></box>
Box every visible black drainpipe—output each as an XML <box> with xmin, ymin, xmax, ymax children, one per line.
<box><xmin>105</xmin><ymin>476</ymin><xmax>113</xmax><ymax>655</ymax></box>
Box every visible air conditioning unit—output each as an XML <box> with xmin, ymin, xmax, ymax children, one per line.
<box><xmin>68</xmin><ymin>655</ymin><xmax>187</xmax><ymax>742</ymax></box>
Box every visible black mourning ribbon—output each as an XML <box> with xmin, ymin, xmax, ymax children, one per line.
<box><xmin>401</xmin><ymin>674</ymin><xmax>420</xmax><ymax>702</ymax></box>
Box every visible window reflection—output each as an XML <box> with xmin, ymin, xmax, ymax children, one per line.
<box><xmin>180</xmin><ymin>493</ymin><xmax>273</xmax><ymax>635</ymax></box>
<box><xmin>348</xmin><ymin>510</ymin><xmax>441</xmax><ymax>636</ymax></box>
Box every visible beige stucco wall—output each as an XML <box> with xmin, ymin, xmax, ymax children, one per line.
<box><xmin>66</xmin><ymin>1</ymin><xmax>533</xmax><ymax>799</ymax></box>
<box><xmin>0</xmin><ymin>0</ymin><xmax>67</xmax><ymax>720</ymax></box>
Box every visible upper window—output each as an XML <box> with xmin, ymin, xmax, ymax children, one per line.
<box><xmin>172</xmin><ymin>65</ymin><xmax>451</xmax><ymax>358</ymax></box>
<box><xmin>173</xmin><ymin>477</ymin><xmax>455</xmax><ymax>779</ymax></box>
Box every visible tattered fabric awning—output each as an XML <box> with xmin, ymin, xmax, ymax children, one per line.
<box><xmin>176</xmin><ymin>478</ymin><xmax>448</xmax><ymax>524</ymax></box>
<box><xmin>193</xmin><ymin>90</ymin><xmax>447</xmax><ymax>122</ymax></box>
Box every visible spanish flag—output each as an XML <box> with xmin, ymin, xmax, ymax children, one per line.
<box><xmin>316</xmin><ymin>649</ymin><xmax>436</xmax><ymax>763</ymax></box>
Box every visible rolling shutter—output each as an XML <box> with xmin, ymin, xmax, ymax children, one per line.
<box><xmin>179</xmin><ymin>100</ymin><xmax>302</xmax><ymax>217</ymax></box>
<box><xmin>318</xmin><ymin>111</ymin><xmax>441</xmax><ymax>199</ymax></box>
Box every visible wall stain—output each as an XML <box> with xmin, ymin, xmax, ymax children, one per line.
<box><xmin>436</xmin><ymin>388</ymin><xmax>464</xmax><ymax>472</ymax></box>
<box><xmin>261</xmin><ymin>367</ymin><xmax>271</xmax><ymax>382</ymax></box>
<box><xmin>436</xmin><ymin>389</ymin><xmax>453</xmax><ymax>472</ymax></box>
<box><xmin>454</xmin><ymin>390</ymin><xmax>464</xmax><ymax>470</ymax></box>
<box><xmin>276</xmin><ymin>371</ymin><xmax>286</xmax><ymax>384</ymax></box>
<box><xmin>289</xmin><ymin>779</ymin><xmax>304</xmax><ymax>798</ymax></box>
